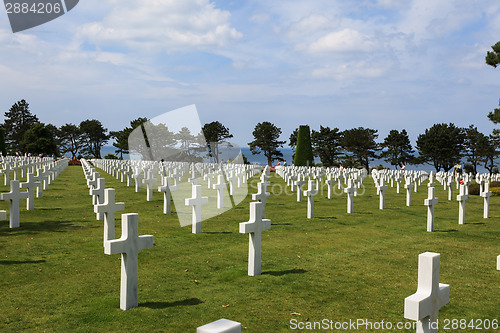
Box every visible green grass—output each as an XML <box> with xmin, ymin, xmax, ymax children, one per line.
<box><xmin>0</xmin><ymin>166</ymin><xmax>499</xmax><ymax>332</ymax></box>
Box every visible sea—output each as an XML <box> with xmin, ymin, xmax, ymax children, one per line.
<box><xmin>99</xmin><ymin>146</ymin><xmax>493</xmax><ymax>174</ymax></box>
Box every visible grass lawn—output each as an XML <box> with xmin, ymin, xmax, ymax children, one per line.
<box><xmin>0</xmin><ymin>165</ymin><xmax>499</xmax><ymax>332</ymax></box>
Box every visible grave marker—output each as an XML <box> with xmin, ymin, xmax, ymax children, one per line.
<box><xmin>404</xmin><ymin>252</ymin><xmax>449</xmax><ymax>333</ymax></box>
<box><xmin>104</xmin><ymin>213</ymin><xmax>154</xmax><ymax>310</ymax></box>
<box><xmin>185</xmin><ymin>184</ymin><xmax>209</xmax><ymax>234</ymax></box>
<box><xmin>95</xmin><ymin>188</ymin><xmax>125</xmax><ymax>246</ymax></box>
<box><xmin>239</xmin><ymin>202</ymin><xmax>270</xmax><ymax>276</ymax></box>
<box><xmin>0</xmin><ymin>180</ymin><xmax>29</xmax><ymax>228</ymax></box>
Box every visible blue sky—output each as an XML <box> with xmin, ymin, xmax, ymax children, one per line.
<box><xmin>1</xmin><ymin>0</ymin><xmax>500</xmax><ymax>148</ymax></box>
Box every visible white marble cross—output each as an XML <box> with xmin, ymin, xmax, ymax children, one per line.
<box><xmin>132</xmin><ymin>169</ymin><xmax>144</xmax><ymax>192</ymax></box>
<box><xmin>252</xmin><ymin>182</ymin><xmax>270</xmax><ymax>219</ymax></box>
<box><xmin>104</xmin><ymin>213</ymin><xmax>154</xmax><ymax>310</ymax></box>
<box><xmin>481</xmin><ymin>181</ymin><xmax>491</xmax><ymax>219</ymax></box>
<box><xmin>212</xmin><ymin>174</ymin><xmax>227</xmax><ymax>209</ymax></box>
<box><xmin>294</xmin><ymin>176</ymin><xmax>305</xmax><ymax>202</ymax></box>
<box><xmin>303</xmin><ymin>180</ymin><xmax>318</xmax><ymax>218</ymax></box>
<box><xmin>456</xmin><ymin>184</ymin><xmax>468</xmax><ymax>225</ymax></box>
<box><xmin>90</xmin><ymin>178</ymin><xmax>105</xmax><ymax>220</ymax></box>
<box><xmin>0</xmin><ymin>180</ymin><xmax>29</xmax><ymax>228</ymax></box>
<box><xmin>20</xmin><ymin>172</ymin><xmax>40</xmax><ymax>210</ymax></box>
<box><xmin>404</xmin><ymin>252</ymin><xmax>449</xmax><ymax>333</ymax></box>
<box><xmin>424</xmin><ymin>186</ymin><xmax>438</xmax><ymax>232</ymax></box>
<box><xmin>142</xmin><ymin>171</ymin><xmax>157</xmax><ymax>202</ymax></box>
<box><xmin>447</xmin><ymin>175</ymin><xmax>454</xmax><ymax>201</ymax></box>
<box><xmin>185</xmin><ymin>184</ymin><xmax>208</xmax><ymax>234</ymax></box>
<box><xmin>239</xmin><ymin>202</ymin><xmax>271</xmax><ymax>276</ymax></box>
<box><xmin>497</xmin><ymin>255</ymin><xmax>500</xmax><ymax>270</ymax></box>
<box><xmin>378</xmin><ymin>178</ymin><xmax>388</xmax><ymax>210</ymax></box>
<box><xmin>344</xmin><ymin>178</ymin><xmax>355</xmax><ymax>214</ymax></box>
<box><xmin>95</xmin><ymin>188</ymin><xmax>125</xmax><ymax>246</ymax></box>
<box><xmin>158</xmin><ymin>176</ymin><xmax>177</xmax><ymax>214</ymax></box>
<box><xmin>1</xmin><ymin>163</ymin><xmax>12</xmax><ymax>186</ymax></box>
<box><xmin>325</xmin><ymin>176</ymin><xmax>335</xmax><ymax>199</ymax></box>
<box><xmin>227</xmin><ymin>172</ymin><xmax>238</xmax><ymax>196</ymax></box>
<box><xmin>404</xmin><ymin>177</ymin><xmax>414</xmax><ymax>207</ymax></box>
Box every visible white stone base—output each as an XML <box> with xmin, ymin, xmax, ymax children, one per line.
<box><xmin>197</xmin><ymin>318</ymin><xmax>241</xmax><ymax>333</ymax></box>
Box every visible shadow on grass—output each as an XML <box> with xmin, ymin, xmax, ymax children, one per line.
<box><xmin>37</xmin><ymin>207</ymin><xmax>63</xmax><ymax>211</ymax></box>
<box><xmin>0</xmin><ymin>220</ymin><xmax>84</xmax><ymax>236</ymax></box>
<box><xmin>271</xmin><ymin>223</ymin><xmax>292</xmax><ymax>225</ymax></box>
<box><xmin>262</xmin><ymin>268</ymin><xmax>307</xmax><ymax>276</ymax></box>
<box><xmin>204</xmin><ymin>231</ymin><xmax>232</xmax><ymax>234</ymax></box>
<box><xmin>140</xmin><ymin>298</ymin><xmax>203</xmax><ymax>309</ymax></box>
<box><xmin>0</xmin><ymin>259</ymin><xmax>46</xmax><ymax>265</ymax></box>
<box><xmin>435</xmin><ymin>229</ymin><xmax>458</xmax><ymax>233</ymax></box>
<box><xmin>314</xmin><ymin>216</ymin><xmax>337</xmax><ymax>220</ymax></box>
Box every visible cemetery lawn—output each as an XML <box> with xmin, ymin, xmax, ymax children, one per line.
<box><xmin>0</xmin><ymin>166</ymin><xmax>499</xmax><ymax>332</ymax></box>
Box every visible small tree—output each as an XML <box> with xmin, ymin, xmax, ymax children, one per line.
<box><xmin>293</xmin><ymin>125</ymin><xmax>314</xmax><ymax>166</ymax></box>
<box><xmin>4</xmin><ymin>99</ymin><xmax>39</xmax><ymax>152</ymax></box>
<box><xmin>416</xmin><ymin>123</ymin><xmax>465</xmax><ymax>172</ymax></box>
<box><xmin>20</xmin><ymin>123</ymin><xmax>58</xmax><ymax>156</ymax></box>
<box><xmin>248</xmin><ymin>122</ymin><xmax>286</xmax><ymax>166</ymax></box>
<box><xmin>59</xmin><ymin>123</ymin><xmax>84</xmax><ymax>158</ymax></box>
<box><xmin>311</xmin><ymin>126</ymin><xmax>342</xmax><ymax>167</ymax></box>
<box><xmin>380</xmin><ymin>129</ymin><xmax>414</xmax><ymax>168</ymax></box>
<box><xmin>80</xmin><ymin>119</ymin><xmax>109</xmax><ymax>159</ymax></box>
<box><xmin>202</xmin><ymin>121</ymin><xmax>233</xmax><ymax>163</ymax></box>
<box><xmin>342</xmin><ymin>127</ymin><xmax>379</xmax><ymax>170</ymax></box>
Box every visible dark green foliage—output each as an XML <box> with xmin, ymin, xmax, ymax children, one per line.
<box><xmin>104</xmin><ymin>153</ymin><xmax>118</xmax><ymax>159</ymax></box>
<box><xmin>202</xmin><ymin>121</ymin><xmax>233</xmax><ymax>163</ymax></box>
<box><xmin>80</xmin><ymin>119</ymin><xmax>109</xmax><ymax>159</ymax></box>
<box><xmin>110</xmin><ymin>128</ymin><xmax>132</xmax><ymax>159</ymax></box>
<box><xmin>341</xmin><ymin>127</ymin><xmax>379</xmax><ymax>170</ymax></box>
<box><xmin>293</xmin><ymin>125</ymin><xmax>314</xmax><ymax>166</ymax></box>
<box><xmin>4</xmin><ymin>99</ymin><xmax>39</xmax><ymax>152</ymax></box>
<box><xmin>19</xmin><ymin>123</ymin><xmax>58</xmax><ymax>156</ymax></box>
<box><xmin>289</xmin><ymin>128</ymin><xmax>298</xmax><ymax>150</ymax></box>
<box><xmin>59</xmin><ymin>123</ymin><xmax>84</xmax><ymax>157</ymax></box>
<box><xmin>311</xmin><ymin>126</ymin><xmax>342</xmax><ymax>167</ymax></box>
<box><xmin>248</xmin><ymin>122</ymin><xmax>285</xmax><ymax>166</ymax></box>
<box><xmin>0</xmin><ymin>127</ymin><xmax>6</xmax><ymax>156</ymax></box>
<box><xmin>487</xmin><ymin>99</ymin><xmax>500</xmax><ymax>124</ymax></box>
<box><xmin>380</xmin><ymin>129</ymin><xmax>414</xmax><ymax>168</ymax></box>
<box><xmin>416</xmin><ymin>123</ymin><xmax>465</xmax><ymax>172</ymax></box>
<box><xmin>463</xmin><ymin>125</ymin><xmax>492</xmax><ymax>174</ymax></box>
<box><xmin>485</xmin><ymin>41</ymin><xmax>500</xmax><ymax>68</ymax></box>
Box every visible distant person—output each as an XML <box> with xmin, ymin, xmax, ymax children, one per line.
<box><xmin>401</xmin><ymin>163</ymin><xmax>406</xmax><ymax>170</ymax></box>
<box><xmin>283</xmin><ymin>160</ymin><xmax>287</xmax><ymax>166</ymax></box>
<box><xmin>454</xmin><ymin>162</ymin><xmax>462</xmax><ymax>177</ymax></box>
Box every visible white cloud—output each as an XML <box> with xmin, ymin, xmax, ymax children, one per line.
<box><xmin>76</xmin><ymin>0</ymin><xmax>242</xmax><ymax>53</ymax></box>
<box><xmin>308</xmin><ymin>28</ymin><xmax>377</xmax><ymax>53</ymax></box>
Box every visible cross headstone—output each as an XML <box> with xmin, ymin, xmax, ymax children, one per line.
<box><xmin>104</xmin><ymin>213</ymin><xmax>154</xmax><ymax>310</ymax></box>
<box><xmin>481</xmin><ymin>181</ymin><xmax>491</xmax><ymax>219</ymax></box>
<box><xmin>404</xmin><ymin>177</ymin><xmax>414</xmax><ymax>207</ymax></box>
<box><xmin>344</xmin><ymin>178</ymin><xmax>355</xmax><ymax>214</ymax></box>
<box><xmin>158</xmin><ymin>176</ymin><xmax>177</xmax><ymax>214</ymax></box>
<box><xmin>378</xmin><ymin>178</ymin><xmax>388</xmax><ymax>210</ymax></box>
<box><xmin>20</xmin><ymin>172</ymin><xmax>40</xmax><ymax>210</ymax></box>
<box><xmin>95</xmin><ymin>188</ymin><xmax>125</xmax><ymax>246</ymax></box>
<box><xmin>404</xmin><ymin>252</ymin><xmax>449</xmax><ymax>333</ymax></box>
<box><xmin>294</xmin><ymin>176</ymin><xmax>305</xmax><ymax>202</ymax></box>
<box><xmin>142</xmin><ymin>171</ymin><xmax>157</xmax><ymax>202</ymax></box>
<box><xmin>497</xmin><ymin>255</ymin><xmax>500</xmax><ymax>270</ymax></box>
<box><xmin>185</xmin><ymin>184</ymin><xmax>209</xmax><ymax>234</ymax></box>
<box><xmin>1</xmin><ymin>163</ymin><xmax>12</xmax><ymax>186</ymax></box>
<box><xmin>212</xmin><ymin>174</ymin><xmax>227</xmax><ymax>209</ymax></box>
<box><xmin>424</xmin><ymin>186</ymin><xmax>438</xmax><ymax>232</ymax></box>
<box><xmin>90</xmin><ymin>178</ymin><xmax>105</xmax><ymax>220</ymax></box>
<box><xmin>325</xmin><ymin>176</ymin><xmax>335</xmax><ymax>199</ymax></box>
<box><xmin>0</xmin><ymin>180</ymin><xmax>29</xmax><ymax>228</ymax></box>
<box><xmin>303</xmin><ymin>180</ymin><xmax>318</xmax><ymax>219</ymax></box>
<box><xmin>239</xmin><ymin>202</ymin><xmax>271</xmax><ymax>276</ymax></box>
<box><xmin>132</xmin><ymin>169</ymin><xmax>144</xmax><ymax>192</ymax></box>
<box><xmin>447</xmin><ymin>175</ymin><xmax>454</xmax><ymax>201</ymax></box>
<box><xmin>252</xmin><ymin>182</ymin><xmax>270</xmax><ymax>219</ymax></box>
<box><xmin>456</xmin><ymin>184</ymin><xmax>468</xmax><ymax>225</ymax></box>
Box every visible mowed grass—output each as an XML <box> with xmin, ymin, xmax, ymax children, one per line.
<box><xmin>0</xmin><ymin>165</ymin><xmax>499</xmax><ymax>332</ymax></box>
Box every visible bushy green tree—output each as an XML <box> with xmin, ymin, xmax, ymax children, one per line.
<box><xmin>4</xmin><ymin>99</ymin><xmax>39</xmax><ymax>152</ymax></box>
<box><xmin>59</xmin><ymin>123</ymin><xmax>84</xmax><ymax>158</ymax></box>
<box><xmin>80</xmin><ymin>119</ymin><xmax>109</xmax><ymax>159</ymax></box>
<box><xmin>380</xmin><ymin>129</ymin><xmax>414</xmax><ymax>168</ymax></box>
<box><xmin>20</xmin><ymin>123</ymin><xmax>58</xmax><ymax>156</ymax></box>
<box><xmin>342</xmin><ymin>127</ymin><xmax>379</xmax><ymax>170</ymax></box>
<box><xmin>416</xmin><ymin>123</ymin><xmax>465</xmax><ymax>172</ymax></box>
<box><xmin>294</xmin><ymin>125</ymin><xmax>314</xmax><ymax>166</ymax></box>
<box><xmin>311</xmin><ymin>126</ymin><xmax>342</xmax><ymax>167</ymax></box>
<box><xmin>202</xmin><ymin>121</ymin><xmax>233</xmax><ymax>163</ymax></box>
<box><xmin>248</xmin><ymin>122</ymin><xmax>285</xmax><ymax>166</ymax></box>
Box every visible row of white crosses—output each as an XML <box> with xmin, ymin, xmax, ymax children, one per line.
<box><xmin>81</xmin><ymin>159</ymin><xmax>154</xmax><ymax>311</ymax></box>
<box><xmin>1</xmin><ymin>158</ymin><xmax>68</xmax><ymax>228</ymax></box>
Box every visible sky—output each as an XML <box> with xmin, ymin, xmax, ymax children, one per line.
<box><xmin>1</xmin><ymin>0</ymin><xmax>500</xmax><ymax>149</ymax></box>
